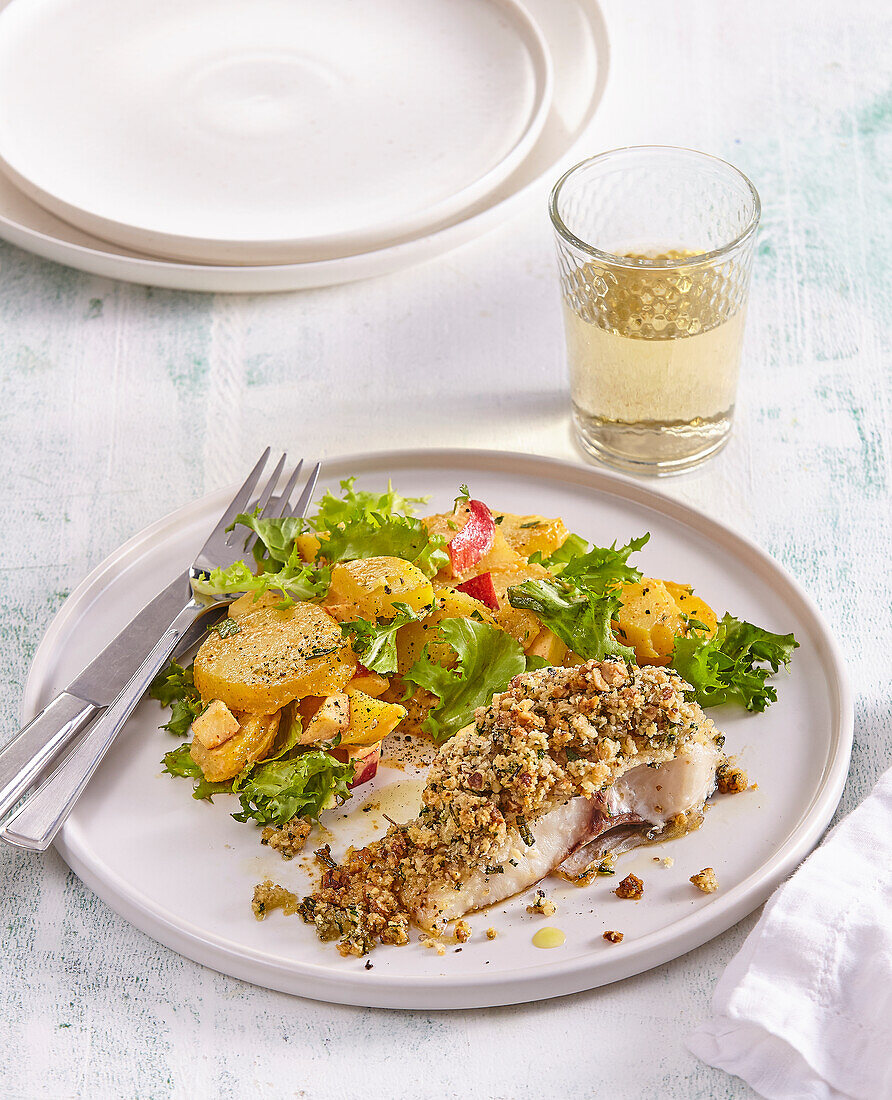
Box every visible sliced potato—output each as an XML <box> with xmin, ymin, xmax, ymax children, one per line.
<box><xmin>295</xmin><ymin>532</ymin><xmax>322</xmax><ymax>562</ymax></box>
<box><xmin>489</xmin><ymin>563</ymin><xmax>548</xmax><ymax>647</ymax></box>
<box><xmin>194</xmin><ymin>601</ymin><xmax>356</xmax><ymax>713</ymax></box>
<box><xmin>396</xmin><ymin>586</ymin><xmax>494</xmax><ymax>674</ymax></box>
<box><xmin>664</xmin><ymin>582</ymin><xmax>718</xmax><ymax>635</ymax></box>
<box><xmin>494</xmin><ymin>512</ymin><xmax>571</xmax><ymax>560</ymax></box>
<box><xmin>324</xmin><ymin>556</ymin><xmax>434</xmax><ymax>622</ymax></box>
<box><xmin>381</xmin><ymin>678</ymin><xmax>433</xmax><ymax>739</ymax></box>
<box><xmin>613</xmin><ymin>578</ymin><xmax>686</xmax><ymax>666</ymax></box>
<box><xmin>190</xmin><ymin>710</ymin><xmax>280</xmax><ymax>782</ymax></box>
<box><xmin>471</xmin><ymin>529</ymin><xmax>527</xmax><ymax>580</ymax></box>
<box><xmin>341</xmin><ymin>691</ymin><xmax>407</xmax><ymax>746</ymax></box>
<box><xmin>228</xmin><ymin>590</ymin><xmax>285</xmax><ymax>620</ymax></box>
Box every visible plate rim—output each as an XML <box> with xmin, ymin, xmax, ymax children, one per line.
<box><xmin>0</xmin><ymin>0</ymin><xmax>554</xmax><ymax>264</ymax></box>
<box><xmin>23</xmin><ymin>448</ymin><xmax>853</xmax><ymax>1009</ymax></box>
<box><xmin>0</xmin><ymin>0</ymin><xmax>609</xmax><ymax>291</ymax></box>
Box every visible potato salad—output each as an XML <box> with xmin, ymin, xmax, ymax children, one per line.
<box><xmin>151</xmin><ymin>478</ymin><xmax>798</xmax><ymax>849</ymax></box>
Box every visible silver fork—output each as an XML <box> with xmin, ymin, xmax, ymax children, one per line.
<box><xmin>0</xmin><ymin>450</ymin><xmax>320</xmax><ymax>853</ymax></box>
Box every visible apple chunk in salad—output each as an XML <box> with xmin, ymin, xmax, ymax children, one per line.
<box><xmin>151</xmin><ymin>477</ymin><xmax>798</xmax><ymax>859</ymax></box>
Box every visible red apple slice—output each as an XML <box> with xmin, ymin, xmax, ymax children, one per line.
<box><xmin>456</xmin><ymin>571</ymin><xmax>500</xmax><ymax>610</ymax></box>
<box><xmin>448</xmin><ymin>499</ymin><xmax>495</xmax><ymax>574</ymax></box>
<box><xmin>331</xmin><ymin>741</ymin><xmax>381</xmax><ymax>788</ymax></box>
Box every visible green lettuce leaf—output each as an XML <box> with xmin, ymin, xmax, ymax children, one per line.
<box><xmin>232</xmin><ymin>752</ymin><xmax>354</xmax><ymax>826</ymax></box>
<box><xmin>199</xmin><ymin>476</ymin><xmax>430</xmax><ymax>599</ymax></box>
<box><xmin>340</xmin><ymin>601</ymin><xmax>425</xmax><ymax>675</ymax></box>
<box><xmin>228</xmin><ymin>510</ymin><xmax>308</xmax><ymax>568</ymax></box>
<box><xmin>309</xmin><ymin>477</ymin><xmax>428</xmax><ymax>532</ymax></box>
<box><xmin>191</xmin><ymin>548</ymin><xmax>330</xmax><ymax>606</ymax></box>
<box><xmin>403</xmin><ymin>617</ymin><xmax>527</xmax><ymax>744</ymax></box>
<box><xmin>315</xmin><ymin>512</ymin><xmax>448</xmax><ymax>577</ymax></box>
<box><xmin>528</xmin><ymin>531</ymin><xmax>588</xmax><ymax>570</ymax></box>
<box><xmin>558</xmin><ymin>533</ymin><xmax>650</xmax><ymax>590</ymax></box>
<box><xmin>161</xmin><ymin>742</ymin><xmax>231</xmax><ymax>801</ymax></box>
<box><xmin>263</xmin><ymin>706</ymin><xmax>305</xmax><ymax>763</ymax></box>
<box><xmin>507</xmin><ymin>534</ymin><xmax>649</xmax><ymax>663</ymax></box>
<box><xmin>160</xmin><ymin>703</ymin><xmax>351</xmax><ymax>823</ymax></box>
<box><xmin>670</xmin><ymin>613</ymin><xmax>799</xmax><ymax>712</ymax></box>
<box><xmin>524</xmin><ymin>654</ymin><xmax>552</xmax><ymax>671</ymax></box>
<box><xmin>149</xmin><ymin>660</ymin><xmax>203</xmax><ymax>736</ymax></box>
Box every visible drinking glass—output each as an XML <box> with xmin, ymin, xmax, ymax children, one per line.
<box><xmin>550</xmin><ymin>147</ymin><xmax>760</xmax><ymax>474</ymax></box>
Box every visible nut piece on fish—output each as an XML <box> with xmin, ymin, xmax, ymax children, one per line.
<box><xmin>300</xmin><ymin>660</ymin><xmax>729</xmax><ymax>955</ymax></box>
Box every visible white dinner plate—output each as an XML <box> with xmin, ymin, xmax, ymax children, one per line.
<box><xmin>22</xmin><ymin>450</ymin><xmax>852</xmax><ymax>1009</ymax></box>
<box><xmin>0</xmin><ymin>0</ymin><xmax>552</xmax><ymax>264</ymax></box>
<box><xmin>0</xmin><ymin>0</ymin><xmax>607</xmax><ymax>290</ymax></box>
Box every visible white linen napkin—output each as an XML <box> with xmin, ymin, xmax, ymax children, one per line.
<box><xmin>687</xmin><ymin>766</ymin><xmax>892</xmax><ymax>1100</ymax></box>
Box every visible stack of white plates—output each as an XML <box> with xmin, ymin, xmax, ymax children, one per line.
<box><xmin>0</xmin><ymin>0</ymin><xmax>608</xmax><ymax>291</ymax></box>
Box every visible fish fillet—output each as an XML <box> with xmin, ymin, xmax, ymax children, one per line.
<box><xmin>300</xmin><ymin>659</ymin><xmax>728</xmax><ymax>955</ymax></box>
<box><xmin>422</xmin><ymin>740</ymin><xmax>721</xmax><ymax>924</ymax></box>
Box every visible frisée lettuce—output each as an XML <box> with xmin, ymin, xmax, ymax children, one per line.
<box><xmin>507</xmin><ymin>534</ymin><xmax>649</xmax><ymax>664</ymax></box>
<box><xmin>402</xmin><ymin>617</ymin><xmax>527</xmax><ymax>744</ymax></box>
<box><xmin>671</xmin><ymin>614</ymin><xmax>799</xmax><ymax>713</ymax></box>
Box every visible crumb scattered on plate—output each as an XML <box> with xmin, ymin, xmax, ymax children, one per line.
<box><xmin>453</xmin><ymin>919</ymin><xmax>472</xmax><ymax>943</ymax></box>
<box><xmin>615</xmin><ymin>873</ymin><xmax>644</xmax><ymax>900</ymax></box>
<box><xmin>420</xmin><ymin>936</ymin><xmax>446</xmax><ymax>956</ymax></box>
<box><xmin>252</xmin><ymin>880</ymin><xmax>300</xmax><ymax>920</ymax></box>
<box><xmin>526</xmin><ymin>889</ymin><xmax>557</xmax><ymax>916</ymax></box>
<box><xmin>716</xmin><ymin>761</ymin><xmax>748</xmax><ymax>794</ymax></box>
<box><xmin>690</xmin><ymin>867</ymin><xmax>719</xmax><ymax>893</ymax></box>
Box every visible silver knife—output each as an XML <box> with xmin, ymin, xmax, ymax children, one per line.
<box><xmin>0</xmin><ymin>573</ymin><xmax>215</xmax><ymax>820</ymax></box>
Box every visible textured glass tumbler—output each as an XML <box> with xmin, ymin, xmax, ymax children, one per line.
<box><xmin>550</xmin><ymin>147</ymin><xmax>760</xmax><ymax>474</ymax></box>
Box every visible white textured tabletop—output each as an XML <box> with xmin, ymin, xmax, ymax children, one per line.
<box><xmin>1</xmin><ymin>2</ymin><xmax>889</xmax><ymax>1097</ymax></box>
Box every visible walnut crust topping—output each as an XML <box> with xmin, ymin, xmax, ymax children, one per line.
<box><xmin>716</xmin><ymin>761</ymin><xmax>749</xmax><ymax>794</ymax></box>
<box><xmin>603</xmin><ymin>930</ymin><xmax>624</xmax><ymax>944</ymax></box>
<box><xmin>296</xmin><ymin>659</ymin><xmax>720</xmax><ymax>955</ymax></box>
<box><xmin>690</xmin><ymin>867</ymin><xmax>719</xmax><ymax>893</ymax></box>
<box><xmin>526</xmin><ymin>890</ymin><xmax>557</xmax><ymax>916</ymax></box>
<box><xmin>260</xmin><ymin>817</ymin><xmax>312</xmax><ymax>859</ymax></box>
<box><xmin>615</xmin><ymin>873</ymin><xmax>644</xmax><ymax>900</ymax></box>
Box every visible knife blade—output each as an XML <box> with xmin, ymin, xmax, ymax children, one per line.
<box><xmin>68</xmin><ymin>572</ymin><xmax>193</xmax><ymax>706</ymax></box>
<box><xmin>0</xmin><ymin>573</ymin><xmax>223</xmax><ymax>820</ymax></box>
